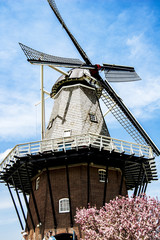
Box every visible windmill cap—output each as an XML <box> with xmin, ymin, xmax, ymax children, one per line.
<box><xmin>51</xmin><ymin>68</ymin><xmax>91</xmax><ymax>97</ymax></box>
<box><xmin>51</xmin><ymin>68</ymin><xmax>101</xmax><ymax>98</ymax></box>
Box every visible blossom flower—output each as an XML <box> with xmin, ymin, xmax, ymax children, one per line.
<box><xmin>75</xmin><ymin>195</ymin><xmax>160</xmax><ymax>240</ymax></box>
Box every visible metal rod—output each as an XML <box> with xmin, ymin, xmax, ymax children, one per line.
<box><xmin>103</xmin><ymin>164</ymin><xmax>108</xmax><ymax>206</ymax></box>
<box><xmin>12</xmin><ymin>176</ymin><xmax>29</xmax><ymax>231</ymax></box>
<box><xmin>17</xmin><ymin>169</ymin><xmax>35</xmax><ymax>231</ymax></box>
<box><xmin>40</xmin><ymin>65</ymin><xmax>45</xmax><ymax>140</ymax></box>
<box><xmin>25</xmin><ymin>163</ymin><xmax>41</xmax><ymax>225</ymax></box>
<box><xmin>65</xmin><ymin>159</ymin><xmax>73</xmax><ymax>228</ymax></box>
<box><xmin>7</xmin><ymin>182</ymin><xmax>24</xmax><ymax>230</ymax></box>
<box><xmin>46</xmin><ymin>166</ymin><xmax>57</xmax><ymax>229</ymax></box>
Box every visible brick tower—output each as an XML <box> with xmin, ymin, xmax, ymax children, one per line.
<box><xmin>0</xmin><ymin>1</ymin><xmax>159</xmax><ymax>240</ymax></box>
<box><xmin>19</xmin><ymin>67</ymin><xmax>128</xmax><ymax>239</ymax></box>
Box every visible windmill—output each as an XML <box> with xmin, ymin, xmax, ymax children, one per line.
<box><xmin>0</xmin><ymin>1</ymin><xmax>159</xmax><ymax>240</ymax></box>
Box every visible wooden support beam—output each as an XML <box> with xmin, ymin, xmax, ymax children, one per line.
<box><xmin>137</xmin><ymin>169</ymin><xmax>145</xmax><ymax>196</ymax></box>
<box><xmin>12</xmin><ymin>176</ymin><xmax>29</xmax><ymax>231</ymax></box>
<box><xmin>133</xmin><ymin>163</ymin><xmax>143</xmax><ymax>197</ymax></box>
<box><xmin>141</xmin><ymin>176</ymin><xmax>146</xmax><ymax>194</ymax></box>
<box><xmin>119</xmin><ymin>167</ymin><xmax>124</xmax><ymax>195</ymax></box>
<box><xmin>87</xmin><ymin>161</ymin><xmax>90</xmax><ymax>207</ymax></box>
<box><xmin>25</xmin><ymin>163</ymin><xmax>41</xmax><ymax>226</ymax></box>
<box><xmin>46</xmin><ymin>166</ymin><xmax>57</xmax><ymax>229</ymax></box>
<box><xmin>144</xmin><ymin>182</ymin><xmax>148</xmax><ymax>193</ymax></box>
<box><xmin>65</xmin><ymin>158</ymin><xmax>73</xmax><ymax>228</ymax></box>
<box><xmin>103</xmin><ymin>163</ymin><xmax>108</xmax><ymax>206</ymax></box>
<box><xmin>17</xmin><ymin>169</ymin><xmax>35</xmax><ymax>231</ymax></box>
<box><xmin>7</xmin><ymin>182</ymin><xmax>24</xmax><ymax>230</ymax></box>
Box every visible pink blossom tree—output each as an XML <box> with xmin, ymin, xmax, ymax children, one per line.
<box><xmin>75</xmin><ymin>195</ymin><xmax>160</xmax><ymax>240</ymax></box>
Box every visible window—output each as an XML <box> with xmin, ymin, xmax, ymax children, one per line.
<box><xmin>89</xmin><ymin>113</ymin><xmax>97</xmax><ymax>123</ymax></box>
<box><xmin>59</xmin><ymin>198</ymin><xmax>70</xmax><ymax>213</ymax></box>
<box><xmin>98</xmin><ymin>169</ymin><xmax>107</xmax><ymax>183</ymax></box>
<box><xmin>64</xmin><ymin>130</ymin><xmax>71</xmax><ymax>137</ymax></box>
<box><xmin>35</xmin><ymin>177</ymin><xmax>40</xmax><ymax>190</ymax></box>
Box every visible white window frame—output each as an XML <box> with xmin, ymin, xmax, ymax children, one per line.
<box><xmin>59</xmin><ymin>198</ymin><xmax>70</xmax><ymax>213</ymax></box>
<box><xmin>64</xmin><ymin>130</ymin><xmax>71</xmax><ymax>137</ymax></box>
<box><xmin>98</xmin><ymin>169</ymin><xmax>107</xmax><ymax>183</ymax></box>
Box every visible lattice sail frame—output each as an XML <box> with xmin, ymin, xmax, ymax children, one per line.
<box><xmin>19</xmin><ymin>43</ymin><xmax>84</xmax><ymax>67</ymax></box>
<box><xmin>101</xmin><ymin>89</ymin><xmax>146</xmax><ymax>145</ymax></box>
<box><xmin>99</xmin><ymin>79</ymin><xmax>160</xmax><ymax>155</ymax></box>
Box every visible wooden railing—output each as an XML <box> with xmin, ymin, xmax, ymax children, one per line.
<box><xmin>0</xmin><ymin>133</ymin><xmax>153</xmax><ymax>171</ymax></box>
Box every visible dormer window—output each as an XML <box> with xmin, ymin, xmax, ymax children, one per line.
<box><xmin>89</xmin><ymin>113</ymin><xmax>97</xmax><ymax>123</ymax></box>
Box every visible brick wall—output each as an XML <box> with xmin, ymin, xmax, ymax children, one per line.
<box><xmin>27</xmin><ymin>164</ymin><xmax>127</xmax><ymax>239</ymax></box>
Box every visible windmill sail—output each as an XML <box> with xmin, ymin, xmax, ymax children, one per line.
<box><xmin>103</xmin><ymin>63</ymin><xmax>141</xmax><ymax>82</ymax></box>
<box><xmin>19</xmin><ymin>43</ymin><xmax>85</xmax><ymax>67</ymax></box>
<box><xmin>47</xmin><ymin>0</ymin><xmax>92</xmax><ymax>65</ymax></box>
<box><xmin>99</xmin><ymin>79</ymin><xmax>160</xmax><ymax>155</ymax></box>
<box><xmin>104</xmin><ymin>70</ymin><xmax>141</xmax><ymax>82</ymax></box>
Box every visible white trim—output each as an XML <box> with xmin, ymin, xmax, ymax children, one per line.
<box><xmin>98</xmin><ymin>169</ymin><xmax>107</xmax><ymax>183</ymax></box>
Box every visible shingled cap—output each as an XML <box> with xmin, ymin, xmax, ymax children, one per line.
<box><xmin>51</xmin><ymin>68</ymin><xmax>102</xmax><ymax>98</ymax></box>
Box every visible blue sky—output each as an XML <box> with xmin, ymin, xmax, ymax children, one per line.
<box><xmin>0</xmin><ymin>0</ymin><xmax>160</xmax><ymax>239</ymax></box>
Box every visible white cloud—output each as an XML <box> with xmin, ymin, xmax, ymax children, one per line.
<box><xmin>127</xmin><ymin>34</ymin><xmax>147</xmax><ymax>59</ymax></box>
<box><xmin>0</xmin><ymin>87</ymin><xmax>41</xmax><ymax>140</ymax></box>
<box><xmin>112</xmin><ymin>74</ymin><xmax>160</xmax><ymax>120</ymax></box>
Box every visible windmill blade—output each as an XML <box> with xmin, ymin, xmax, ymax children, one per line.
<box><xmin>19</xmin><ymin>43</ymin><xmax>85</xmax><ymax>68</ymax></box>
<box><xmin>103</xmin><ymin>63</ymin><xmax>135</xmax><ymax>71</ymax></box>
<box><xmin>99</xmin><ymin>79</ymin><xmax>160</xmax><ymax>156</ymax></box>
<box><xmin>46</xmin><ymin>0</ymin><xmax>92</xmax><ymax>65</ymax></box>
<box><xmin>103</xmin><ymin>63</ymin><xmax>141</xmax><ymax>82</ymax></box>
<box><xmin>104</xmin><ymin>70</ymin><xmax>141</xmax><ymax>82</ymax></box>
